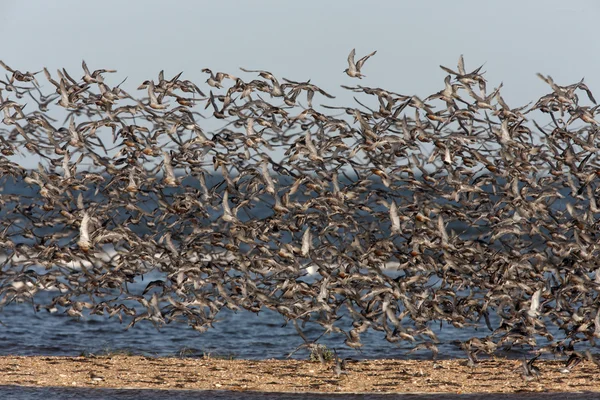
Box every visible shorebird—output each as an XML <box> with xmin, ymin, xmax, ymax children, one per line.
<box><xmin>333</xmin><ymin>349</ymin><xmax>349</xmax><ymax>377</ymax></box>
<box><xmin>77</xmin><ymin>212</ymin><xmax>92</xmax><ymax>252</ymax></box>
<box><xmin>344</xmin><ymin>48</ymin><xmax>377</xmax><ymax>79</ymax></box>
<box><xmin>518</xmin><ymin>355</ymin><xmax>541</xmax><ymax>381</ymax></box>
<box><xmin>0</xmin><ymin>60</ymin><xmax>41</xmax><ymax>84</ymax></box>
<box><xmin>559</xmin><ymin>352</ymin><xmax>582</xmax><ymax>374</ymax></box>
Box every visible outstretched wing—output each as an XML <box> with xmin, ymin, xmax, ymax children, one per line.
<box><xmin>356</xmin><ymin>50</ymin><xmax>377</xmax><ymax>70</ymax></box>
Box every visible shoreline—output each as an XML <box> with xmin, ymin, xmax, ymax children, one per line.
<box><xmin>0</xmin><ymin>356</ymin><xmax>598</xmax><ymax>394</ymax></box>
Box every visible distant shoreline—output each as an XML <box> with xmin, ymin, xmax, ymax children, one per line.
<box><xmin>0</xmin><ymin>355</ymin><xmax>598</xmax><ymax>394</ymax></box>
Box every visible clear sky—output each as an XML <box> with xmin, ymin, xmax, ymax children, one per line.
<box><xmin>1</xmin><ymin>0</ymin><xmax>599</xmax><ymax>167</ymax></box>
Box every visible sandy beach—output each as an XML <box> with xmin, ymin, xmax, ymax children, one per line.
<box><xmin>0</xmin><ymin>355</ymin><xmax>598</xmax><ymax>395</ymax></box>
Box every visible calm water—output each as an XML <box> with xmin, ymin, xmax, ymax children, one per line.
<box><xmin>0</xmin><ymin>277</ymin><xmax>565</xmax><ymax>363</ymax></box>
<box><xmin>0</xmin><ymin>284</ymin><xmax>483</xmax><ymax>360</ymax></box>
<box><xmin>0</xmin><ymin>177</ymin><xmax>564</xmax><ymax>361</ymax></box>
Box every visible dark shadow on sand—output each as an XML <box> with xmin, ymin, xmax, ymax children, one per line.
<box><xmin>0</xmin><ymin>385</ymin><xmax>598</xmax><ymax>400</ymax></box>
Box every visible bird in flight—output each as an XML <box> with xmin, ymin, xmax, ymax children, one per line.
<box><xmin>344</xmin><ymin>48</ymin><xmax>377</xmax><ymax>79</ymax></box>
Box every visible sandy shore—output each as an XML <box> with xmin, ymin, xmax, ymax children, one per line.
<box><xmin>0</xmin><ymin>356</ymin><xmax>598</xmax><ymax>395</ymax></box>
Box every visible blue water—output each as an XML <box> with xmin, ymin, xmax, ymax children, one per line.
<box><xmin>0</xmin><ymin>275</ymin><xmax>558</xmax><ymax>362</ymax></box>
<box><xmin>0</xmin><ymin>285</ymin><xmax>472</xmax><ymax>360</ymax></box>
<box><xmin>0</xmin><ymin>176</ymin><xmax>567</xmax><ymax>361</ymax></box>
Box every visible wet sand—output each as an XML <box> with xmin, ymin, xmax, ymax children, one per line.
<box><xmin>0</xmin><ymin>356</ymin><xmax>598</xmax><ymax>395</ymax></box>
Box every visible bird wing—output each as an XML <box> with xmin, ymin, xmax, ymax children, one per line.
<box><xmin>356</xmin><ymin>51</ymin><xmax>376</xmax><ymax>70</ymax></box>
<box><xmin>347</xmin><ymin>48</ymin><xmax>356</xmax><ymax>67</ymax></box>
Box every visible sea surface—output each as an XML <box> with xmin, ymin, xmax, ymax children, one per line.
<box><xmin>0</xmin><ymin>282</ymin><xmax>488</xmax><ymax>360</ymax></box>
<box><xmin>0</xmin><ymin>175</ymin><xmax>567</xmax><ymax>361</ymax></box>
<box><xmin>0</xmin><ymin>257</ymin><xmax>563</xmax><ymax>362</ymax></box>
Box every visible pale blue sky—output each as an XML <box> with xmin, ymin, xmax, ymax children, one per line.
<box><xmin>1</xmin><ymin>0</ymin><xmax>599</xmax><ymax>167</ymax></box>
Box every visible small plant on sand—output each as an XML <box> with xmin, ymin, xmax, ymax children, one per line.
<box><xmin>99</xmin><ymin>345</ymin><xmax>135</xmax><ymax>357</ymax></box>
<box><xmin>177</xmin><ymin>346</ymin><xmax>196</xmax><ymax>358</ymax></box>
<box><xmin>202</xmin><ymin>351</ymin><xmax>236</xmax><ymax>360</ymax></box>
<box><xmin>79</xmin><ymin>350</ymin><xmax>96</xmax><ymax>358</ymax></box>
<box><xmin>309</xmin><ymin>344</ymin><xmax>334</xmax><ymax>362</ymax></box>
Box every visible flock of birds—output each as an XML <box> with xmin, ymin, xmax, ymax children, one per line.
<box><xmin>1</xmin><ymin>49</ymin><xmax>600</xmax><ymax>379</ymax></box>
